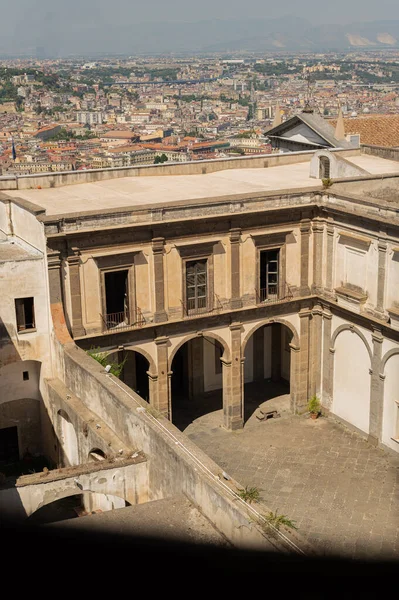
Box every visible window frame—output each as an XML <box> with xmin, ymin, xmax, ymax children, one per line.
<box><xmin>177</xmin><ymin>242</ymin><xmax>216</xmax><ymax>316</ymax></box>
<box><xmin>15</xmin><ymin>297</ymin><xmax>36</xmax><ymax>333</ymax></box>
<box><xmin>95</xmin><ymin>253</ymin><xmax>137</xmax><ymax>327</ymax></box>
<box><xmin>185</xmin><ymin>258</ymin><xmax>209</xmax><ymax>313</ymax></box>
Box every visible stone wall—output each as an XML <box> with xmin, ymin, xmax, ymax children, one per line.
<box><xmin>49</xmin><ymin>315</ymin><xmax>299</xmax><ymax>551</ymax></box>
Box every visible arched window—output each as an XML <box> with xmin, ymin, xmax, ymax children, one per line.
<box><xmin>88</xmin><ymin>448</ymin><xmax>107</xmax><ymax>462</ymax></box>
<box><xmin>319</xmin><ymin>156</ymin><xmax>331</xmax><ymax>179</ymax></box>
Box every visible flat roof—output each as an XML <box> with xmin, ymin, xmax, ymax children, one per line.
<box><xmin>6</xmin><ymin>154</ymin><xmax>399</xmax><ymax>218</ymax></box>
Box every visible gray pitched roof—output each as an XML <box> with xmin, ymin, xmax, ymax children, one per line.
<box><xmin>266</xmin><ymin>112</ymin><xmax>353</xmax><ymax>149</ymax></box>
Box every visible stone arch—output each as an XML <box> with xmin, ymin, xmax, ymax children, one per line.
<box><xmin>331</xmin><ymin>324</ymin><xmax>372</xmax><ymax>434</ymax></box>
<box><xmin>241</xmin><ymin>318</ymin><xmax>300</xmax><ymax>419</ymax></box>
<box><xmin>169</xmin><ymin>331</ymin><xmax>231</xmax><ymax>367</ymax></box>
<box><xmin>169</xmin><ymin>331</ymin><xmax>230</xmax><ymax>430</ymax></box>
<box><xmin>381</xmin><ymin>347</ymin><xmax>399</xmax><ymax>373</ymax></box>
<box><xmin>28</xmin><ymin>490</ymin><xmax>130</xmax><ymax>520</ymax></box>
<box><xmin>105</xmin><ymin>345</ymin><xmax>157</xmax><ymax>376</ymax></box>
<box><xmin>331</xmin><ymin>324</ymin><xmax>372</xmax><ymax>364</ymax></box>
<box><xmin>242</xmin><ymin>318</ymin><xmax>299</xmax><ymax>355</ymax></box>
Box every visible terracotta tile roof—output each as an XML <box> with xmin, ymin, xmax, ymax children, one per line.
<box><xmin>330</xmin><ymin>114</ymin><xmax>399</xmax><ymax>148</ymax></box>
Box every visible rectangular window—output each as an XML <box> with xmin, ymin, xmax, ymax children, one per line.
<box><xmin>104</xmin><ymin>269</ymin><xmax>129</xmax><ymax>328</ymax></box>
<box><xmin>15</xmin><ymin>297</ymin><xmax>35</xmax><ymax>332</ymax></box>
<box><xmin>186</xmin><ymin>259</ymin><xmax>208</xmax><ymax>312</ymax></box>
<box><xmin>260</xmin><ymin>250</ymin><xmax>279</xmax><ymax>301</ymax></box>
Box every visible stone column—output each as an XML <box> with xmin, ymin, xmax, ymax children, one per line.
<box><xmin>376</xmin><ymin>240</ymin><xmax>387</xmax><ymax>317</ymax></box>
<box><xmin>67</xmin><ymin>251</ymin><xmax>86</xmax><ymax>337</ymax></box>
<box><xmin>296</xmin><ymin>308</ymin><xmax>311</xmax><ymax>411</ymax></box>
<box><xmin>325</xmin><ymin>222</ymin><xmax>335</xmax><ymax>294</ymax></box>
<box><xmin>47</xmin><ymin>250</ymin><xmax>63</xmax><ymax>304</ymax></box>
<box><xmin>253</xmin><ymin>327</ymin><xmax>265</xmax><ymax>382</ymax></box>
<box><xmin>152</xmin><ymin>237</ymin><xmax>168</xmax><ymax>323</ymax></box>
<box><xmin>369</xmin><ymin>328</ymin><xmax>384</xmax><ymax>446</ymax></box>
<box><xmin>312</xmin><ymin>221</ymin><xmax>324</xmax><ymax>293</ymax></box>
<box><xmin>155</xmin><ymin>336</ymin><xmax>170</xmax><ymax>419</ymax></box>
<box><xmin>321</xmin><ymin>304</ymin><xmax>333</xmax><ymax>410</ymax></box>
<box><xmin>188</xmin><ymin>337</ymin><xmax>204</xmax><ymax>399</ymax></box>
<box><xmin>300</xmin><ymin>219</ymin><xmax>311</xmax><ymax>296</ymax></box>
<box><xmin>229</xmin><ymin>228</ymin><xmax>242</xmax><ymax>309</ymax></box>
<box><xmin>271</xmin><ymin>324</ymin><xmax>282</xmax><ymax>382</ymax></box>
<box><xmin>223</xmin><ymin>322</ymin><xmax>243</xmax><ymax>430</ymax></box>
<box><xmin>310</xmin><ymin>302</ymin><xmax>323</xmax><ymax>398</ymax></box>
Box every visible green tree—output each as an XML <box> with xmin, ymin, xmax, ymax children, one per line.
<box><xmin>154</xmin><ymin>153</ymin><xmax>168</xmax><ymax>164</ymax></box>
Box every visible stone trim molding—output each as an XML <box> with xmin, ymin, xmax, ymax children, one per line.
<box><xmin>338</xmin><ymin>231</ymin><xmax>371</xmax><ymax>251</ymax></box>
<box><xmin>331</xmin><ymin>323</ymin><xmax>373</xmax><ymax>364</ymax></box>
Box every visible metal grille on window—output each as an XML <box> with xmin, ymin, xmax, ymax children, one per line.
<box><xmin>186</xmin><ymin>259</ymin><xmax>207</xmax><ymax>311</ymax></box>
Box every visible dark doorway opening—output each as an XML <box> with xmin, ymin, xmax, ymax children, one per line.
<box><xmin>171</xmin><ymin>339</ymin><xmax>223</xmax><ymax>431</ymax></box>
<box><xmin>171</xmin><ymin>344</ymin><xmax>189</xmax><ymax>403</ymax></box>
<box><xmin>105</xmin><ymin>270</ymin><xmax>128</xmax><ymax>316</ymax></box>
<box><xmin>0</xmin><ymin>426</ymin><xmax>19</xmax><ymax>465</ymax></box>
<box><xmin>244</xmin><ymin>323</ymin><xmax>292</xmax><ymax>423</ymax></box>
<box><xmin>134</xmin><ymin>352</ymin><xmax>150</xmax><ymax>401</ymax></box>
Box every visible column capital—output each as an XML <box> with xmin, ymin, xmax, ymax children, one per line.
<box><xmin>152</xmin><ymin>237</ymin><xmax>165</xmax><ymax>254</ymax></box>
<box><xmin>300</xmin><ymin>219</ymin><xmax>311</xmax><ymax>234</ymax></box>
<box><xmin>312</xmin><ymin>221</ymin><xmax>324</xmax><ymax>233</ymax></box>
<box><xmin>155</xmin><ymin>335</ymin><xmax>169</xmax><ymax>346</ymax></box>
<box><xmin>229</xmin><ymin>228</ymin><xmax>241</xmax><ymax>243</ymax></box>
<box><xmin>371</xmin><ymin>329</ymin><xmax>384</xmax><ymax>344</ymax></box>
<box><xmin>378</xmin><ymin>241</ymin><xmax>388</xmax><ymax>253</ymax></box>
<box><xmin>229</xmin><ymin>322</ymin><xmax>243</xmax><ymax>333</ymax></box>
<box><xmin>47</xmin><ymin>249</ymin><xmax>62</xmax><ymax>269</ymax></box>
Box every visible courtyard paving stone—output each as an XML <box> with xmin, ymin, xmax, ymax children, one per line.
<box><xmin>183</xmin><ymin>395</ymin><xmax>399</xmax><ymax>559</ymax></box>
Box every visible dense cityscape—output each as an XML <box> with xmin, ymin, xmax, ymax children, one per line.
<box><xmin>1</xmin><ymin>51</ymin><xmax>399</xmax><ymax>174</ymax></box>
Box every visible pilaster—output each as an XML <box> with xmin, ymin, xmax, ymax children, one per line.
<box><xmin>229</xmin><ymin>228</ymin><xmax>242</xmax><ymax>309</ymax></box>
<box><xmin>155</xmin><ymin>336</ymin><xmax>170</xmax><ymax>418</ymax></box>
<box><xmin>376</xmin><ymin>239</ymin><xmax>388</xmax><ymax>317</ymax></box>
<box><xmin>296</xmin><ymin>308</ymin><xmax>311</xmax><ymax>410</ymax></box>
<box><xmin>47</xmin><ymin>249</ymin><xmax>63</xmax><ymax>304</ymax></box>
<box><xmin>310</xmin><ymin>302</ymin><xmax>323</xmax><ymax>398</ymax></box>
<box><xmin>300</xmin><ymin>219</ymin><xmax>311</xmax><ymax>296</ymax></box>
<box><xmin>321</xmin><ymin>304</ymin><xmax>333</xmax><ymax>409</ymax></box>
<box><xmin>223</xmin><ymin>322</ymin><xmax>243</xmax><ymax>430</ymax></box>
<box><xmin>312</xmin><ymin>220</ymin><xmax>324</xmax><ymax>293</ymax></box>
<box><xmin>67</xmin><ymin>249</ymin><xmax>86</xmax><ymax>337</ymax></box>
<box><xmin>369</xmin><ymin>328</ymin><xmax>384</xmax><ymax>446</ymax></box>
<box><xmin>325</xmin><ymin>222</ymin><xmax>335</xmax><ymax>294</ymax></box>
<box><xmin>152</xmin><ymin>237</ymin><xmax>168</xmax><ymax>323</ymax></box>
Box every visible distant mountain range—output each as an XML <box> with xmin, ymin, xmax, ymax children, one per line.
<box><xmin>1</xmin><ymin>16</ymin><xmax>399</xmax><ymax>56</ymax></box>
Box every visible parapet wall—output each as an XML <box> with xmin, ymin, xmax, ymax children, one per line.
<box><xmin>361</xmin><ymin>144</ymin><xmax>399</xmax><ymax>162</ymax></box>
<box><xmin>0</xmin><ymin>148</ymin><xmax>361</xmax><ymax>190</ymax></box>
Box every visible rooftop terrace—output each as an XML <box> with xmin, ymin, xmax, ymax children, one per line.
<box><xmin>3</xmin><ymin>151</ymin><xmax>399</xmax><ymax>218</ymax></box>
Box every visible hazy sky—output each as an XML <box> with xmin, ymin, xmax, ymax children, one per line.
<box><xmin>3</xmin><ymin>0</ymin><xmax>399</xmax><ymax>26</ymax></box>
<box><xmin>1</xmin><ymin>0</ymin><xmax>399</xmax><ymax>55</ymax></box>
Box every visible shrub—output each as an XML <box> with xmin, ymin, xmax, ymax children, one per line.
<box><xmin>237</xmin><ymin>485</ymin><xmax>261</xmax><ymax>504</ymax></box>
<box><xmin>307</xmin><ymin>395</ymin><xmax>321</xmax><ymax>415</ymax></box>
<box><xmin>87</xmin><ymin>348</ymin><xmax>126</xmax><ymax>378</ymax></box>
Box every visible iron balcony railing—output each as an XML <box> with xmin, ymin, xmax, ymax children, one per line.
<box><xmin>101</xmin><ymin>308</ymin><xmax>145</xmax><ymax>333</ymax></box>
<box><xmin>181</xmin><ymin>294</ymin><xmax>224</xmax><ymax>318</ymax></box>
<box><xmin>255</xmin><ymin>283</ymin><xmax>293</xmax><ymax>305</ymax></box>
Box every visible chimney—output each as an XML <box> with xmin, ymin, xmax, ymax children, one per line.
<box><xmin>272</xmin><ymin>103</ymin><xmax>282</xmax><ymax>127</ymax></box>
<box><xmin>335</xmin><ymin>105</ymin><xmax>346</xmax><ymax>141</ymax></box>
